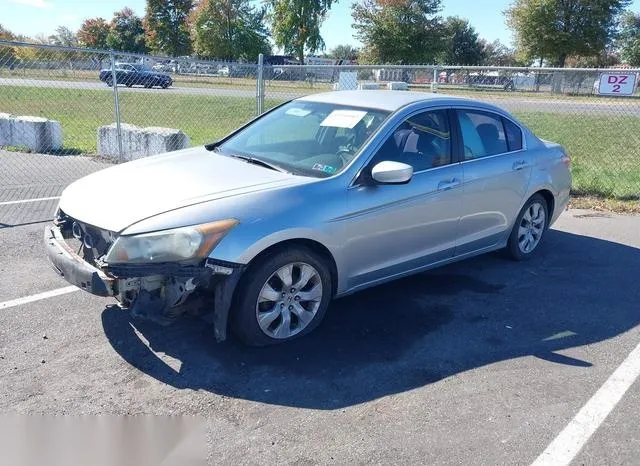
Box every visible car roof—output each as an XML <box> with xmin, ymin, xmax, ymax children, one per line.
<box><xmin>296</xmin><ymin>90</ymin><xmax>476</xmax><ymax>112</ymax></box>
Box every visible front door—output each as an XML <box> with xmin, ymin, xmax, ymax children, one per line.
<box><xmin>342</xmin><ymin>109</ymin><xmax>463</xmax><ymax>291</ymax></box>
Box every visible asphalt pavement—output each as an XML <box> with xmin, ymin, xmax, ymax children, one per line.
<box><xmin>1</xmin><ymin>208</ymin><xmax>639</xmax><ymax>464</ymax></box>
<box><xmin>0</xmin><ymin>150</ymin><xmax>112</xmax><ymax>227</ymax></box>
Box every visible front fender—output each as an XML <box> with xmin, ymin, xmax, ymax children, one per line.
<box><xmin>210</xmin><ymin>224</ymin><xmax>348</xmax><ymax>294</ymax></box>
<box><xmin>211</xmin><ymin>226</ymin><xmax>343</xmax><ymax>268</ymax></box>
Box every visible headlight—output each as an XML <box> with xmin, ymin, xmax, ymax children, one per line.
<box><xmin>104</xmin><ymin>219</ymin><xmax>238</xmax><ymax>264</ymax></box>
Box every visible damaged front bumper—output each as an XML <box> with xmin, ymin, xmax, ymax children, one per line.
<box><xmin>44</xmin><ymin>223</ymin><xmax>244</xmax><ymax>341</ymax></box>
<box><xmin>44</xmin><ymin>224</ymin><xmax>115</xmax><ymax>296</ymax></box>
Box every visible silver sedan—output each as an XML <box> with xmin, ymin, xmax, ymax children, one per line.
<box><xmin>45</xmin><ymin>90</ymin><xmax>572</xmax><ymax>346</ymax></box>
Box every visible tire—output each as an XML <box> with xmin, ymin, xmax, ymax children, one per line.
<box><xmin>506</xmin><ymin>194</ymin><xmax>549</xmax><ymax>261</ymax></box>
<box><xmin>230</xmin><ymin>247</ymin><xmax>333</xmax><ymax>346</ymax></box>
<box><xmin>105</xmin><ymin>78</ymin><xmax>113</xmax><ymax>87</ymax></box>
<box><xmin>161</xmin><ymin>82</ymin><xmax>169</xmax><ymax>89</ymax></box>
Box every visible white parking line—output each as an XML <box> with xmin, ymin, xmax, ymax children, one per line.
<box><xmin>0</xmin><ymin>196</ymin><xmax>60</xmax><ymax>206</ymax></box>
<box><xmin>531</xmin><ymin>339</ymin><xmax>640</xmax><ymax>466</ymax></box>
<box><xmin>0</xmin><ymin>286</ymin><xmax>79</xmax><ymax>310</ymax></box>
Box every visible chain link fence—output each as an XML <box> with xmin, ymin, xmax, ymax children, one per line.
<box><xmin>1</xmin><ymin>40</ymin><xmax>639</xmax><ymax>226</ymax></box>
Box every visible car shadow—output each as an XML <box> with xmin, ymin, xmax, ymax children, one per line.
<box><xmin>101</xmin><ymin>230</ymin><xmax>640</xmax><ymax>409</ymax></box>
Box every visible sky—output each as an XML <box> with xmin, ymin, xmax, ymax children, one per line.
<box><xmin>2</xmin><ymin>0</ymin><xmax>640</xmax><ymax>52</ymax></box>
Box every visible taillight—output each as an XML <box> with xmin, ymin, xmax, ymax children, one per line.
<box><xmin>560</xmin><ymin>151</ymin><xmax>571</xmax><ymax>169</ymax></box>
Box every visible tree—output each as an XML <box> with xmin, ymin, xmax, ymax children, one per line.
<box><xmin>565</xmin><ymin>50</ymin><xmax>621</xmax><ymax>67</ymax></box>
<box><xmin>190</xmin><ymin>0</ymin><xmax>271</xmax><ymax>60</ymax></box>
<box><xmin>77</xmin><ymin>18</ymin><xmax>110</xmax><ymax>49</ymax></box>
<box><xmin>505</xmin><ymin>0</ymin><xmax>631</xmax><ymax>67</ymax></box>
<box><xmin>32</xmin><ymin>33</ymin><xmax>51</xmax><ymax>45</ymax></box>
<box><xmin>48</xmin><ymin>26</ymin><xmax>78</xmax><ymax>47</ymax></box>
<box><xmin>328</xmin><ymin>44</ymin><xmax>359</xmax><ymax>60</ymax></box>
<box><xmin>480</xmin><ymin>39</ymin><xmax>524</xmax><ymax>66</ymax></box>
<box><xmin>0</xmin><ymin>24</ymin><xmax>17</xmax><ymax>64</ymax></box>
<box><xmin>618</xmin><ymin>11</ymin><xmax>640</xmax><ymax>66</ymax></box>
<box><xmin>352</xmin><ymin>0</ymin><xmax>444</xmax><ymax>64</ymax></box>
<box><xmin>439</xmin><ymin>16</ymin><xmax>484</xmax><ymax>65</ymax></box>
<box><xmin>145</xmin><ymin>0</ymin><xmax>193</xmax><ymax>56</ymax></box>
<box><xmin>106</xmin><ymin>7</ymin><xmax>147</xmax><ymax>53</ymax></box>
<box><xmin>0</xmin><ymin>24</ymin><xmax>14</xmax><ymax>40</ymax></box>
<box><xmin>268</xmin><ymin>0</ymin><xmax>333</xmax><ymax>63</ymax></box>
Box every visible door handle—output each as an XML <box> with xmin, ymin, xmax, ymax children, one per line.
<box><xmin>512</xmin><ymin>160</ymin><xmax>529</xmax><ymax>171</ymax></box>
<box><xmin>437</xmin><ymin>178</ymin><xmax>460</xmax><ymax>191</ymax></box>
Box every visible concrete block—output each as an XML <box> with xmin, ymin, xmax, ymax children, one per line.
<box><xmin>97</xmin><ymin>123</ymin><xmax>127</xmax><ymax>158</ymax></box>
<box><xmin>144</xmin><ymin>127</ymin><xmax>191</xmax><ymax>157</ymax></box>
<box><xmin>0</xmin><ymin>113</ymin><xmax>62</xmax><ymax>152</ymax></box>
<box><xmin>121</xmin><ymin>124</ymin><xmax>148</xmax><ymax>160</ymax></box>
<box><xmin>97</xmin><ymin>123</ymin><xmax>190</xmax><ymax>160</ymax></box>
<box><xmin>387</xmin><ymin>81</ymin><xmax>409</xmax><ymax>91</ymax></box>
<box><xmin>358</xmin><ymin>82</ymin><xmax>379</xmax><ymax>90</ymax></box>
<box><xmin>0</xmin><ymin>113</ymin><xmax>13</xmax><ymax>146</ymax></box>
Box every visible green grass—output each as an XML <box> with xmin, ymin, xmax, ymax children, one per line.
<box><xmin>0</xmin><ymin>85</ymin><xmax>284</xmax><ymax>153</ymax></box>
<box><xmin>1</xmin><ymin>84</ymin><xmax>639</xmax><ymax>200</ymax></box>
<box><xmin>514</xmin><ymin>112</ymin><xmax>640</xmax><ymax>200</ymax></box>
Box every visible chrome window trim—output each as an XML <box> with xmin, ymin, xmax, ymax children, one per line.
<box><xmin>459</xmin><ymin>148</ymin><xmax>527</xmax><ymax>165</ymax></box>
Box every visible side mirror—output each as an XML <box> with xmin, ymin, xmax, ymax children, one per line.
<box><xmin>371</xmin><ymin>161</ymin><xmax>413</xmax><ymax>185</ymax></box>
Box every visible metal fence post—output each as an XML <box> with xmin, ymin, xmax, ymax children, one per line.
<box><xmin>256</xmin><ymin>53</ymin><xmax>264</xmax><ymax>116</ymax></box>
<box><xmin>431</xmin><ymin>67</ymin><xmax>439</xmax><ymax>93</ymax></box>
<box><xmin>109</xmin><ymin>51</ymin><xmax>124</xmax><ymax>161</ymax></box>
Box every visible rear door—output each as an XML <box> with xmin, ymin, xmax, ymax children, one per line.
<box><xmin>455</xmin><ymin>108</ymin><xmax>532</xmax><ymax>255</ymax></box>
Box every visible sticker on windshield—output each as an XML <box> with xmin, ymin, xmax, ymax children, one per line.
<box><xmin>285</xmin><ymin>107</ymin><xmax>312</xmax><ymax>117</ymax></box>
<box><xmin>312</xmin><ymin>163</ymin><xmax>337</xmax><ymax>175</ymax></box>
<box><xmin>320</xmin><ymin>110</ymin><xmax>367</xmax><ymax>128</ymax></box>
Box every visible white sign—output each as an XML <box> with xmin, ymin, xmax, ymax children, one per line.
<box><xmin>320</xmin><ymin>110</ymin><xmax>367</xmax><ymax>128</ymax></box>
<box><xmin>598</xmin><ymin>73</ymin><xmax>637</xmax><ymax>96</ymax></box>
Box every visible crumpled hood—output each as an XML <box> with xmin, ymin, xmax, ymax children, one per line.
<box><xmin>59</xmin><ymin>147</ymin><xmax>304</xmax><ymax>232</ymax></box>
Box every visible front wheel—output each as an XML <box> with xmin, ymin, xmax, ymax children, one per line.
<box><xmin>231</xmin><ymin>247</ymin><xmax>333</xmax><ymax>346</ymax></box>
<box><xmin>506</xmin><ymin>194</ymin><xmax>549</xmax><ymax>261</ymax></box>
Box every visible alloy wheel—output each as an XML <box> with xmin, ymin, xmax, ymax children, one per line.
<box><xmin>255</xmin><ymin>262</ymin><xmax>323</xmax><ymax>339</ymax></box>
<box><xmin>518</xmin><ymin>202</ymin><xmax>546</xmax><ymax>254</ymax></box>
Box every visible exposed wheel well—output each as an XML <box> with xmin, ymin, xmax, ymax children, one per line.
<box><xmin>245</xmin><ymin>239</ymin><xmax>339</xmax><ymax>296</ymax></box>
<box><xmin>534</xmin><ymin>189</ymin><xmax>555</xmax><ymax>222</ymax></box>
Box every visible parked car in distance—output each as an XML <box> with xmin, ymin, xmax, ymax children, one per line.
<box><xmin>45</xmin><ymin>91</ymin><xmax>571</xmax><ymax>346</ymax></box>
<box><xmin>99</xmin><ymin>63</ymin><xmax>173</xmax><ymax>89</ymax></box>
<box><xmin>467</xmin><ymin>73</ymin><xmax>515</xmax><ymax>91</ymax></box>
<box><xmin>152</xmin><ymin>60</ymin><xmax>177</xmax><ymax>73</ymax></box>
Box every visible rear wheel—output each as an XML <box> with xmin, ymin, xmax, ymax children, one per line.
<box><xmin>506</xmin><ymin>194</ymin><xmax>549</xmax><ymax>260</ymax></box>
<box><xmin>231</xmin><ymin>247</ymin><xmax>333</xmax><ymax>346</ymax></box>
<box><xmin>105</xmin><ymin>77</ymin><xmax>113</xmax><ymax>87</ymax></box>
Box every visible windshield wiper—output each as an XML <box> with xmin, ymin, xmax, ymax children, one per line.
<box><xmin>227</xmin><ymin>154</ymin><xmax>290</xmax><ymax>173</ymax></box>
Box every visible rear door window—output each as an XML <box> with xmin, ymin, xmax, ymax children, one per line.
<box><xmin>503</xmin><ymin>118</ymin><xmax>523</xmax><ymax>152</ymax></box>
<box><xmin>457</xmin><ymin>110</ymin><xmax>509</xmax><ymax>160</ymax></box>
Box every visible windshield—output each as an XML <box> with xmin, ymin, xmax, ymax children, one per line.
<box><xmin>217</xmin><ymin>101</ymin><xmax>390</xmax><ymax>178</ymax></box>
